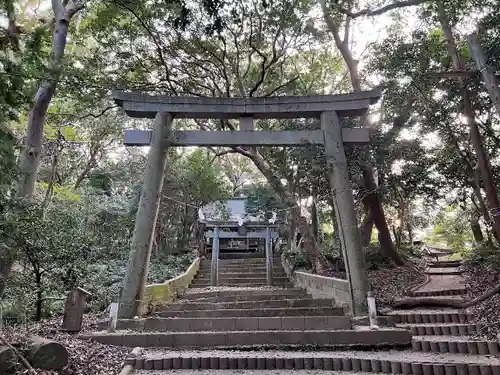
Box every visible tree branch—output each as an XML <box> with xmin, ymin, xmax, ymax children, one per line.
<box><xmin>115</xmin><ymin>0</ymin><xmax>177</xmax><ymax>95</ymax></box>
<box><xmin>78</xmin><ymin>105</ymin><xmax>117</xmax><ymax>120</ymax></box>
<box><xmin>0</xmin><ymin>335</ymin><xmax>36</xmax><ymax>374</ymax></box>
<box><xmin>340</xmin><ymin>0</ymin><xmax>427</xmax><ymax>19</ymax></box>
<box><xmin>65</xmin><ymin>1</ymin><xmax>85</xmax><ymax>18</ymax></box>
<box><xmin>263</xmin><ymin>76</ymin><xmax>300</xmax><ymax>97</ymax></box>
<box><xmin>208</xmin><ymin>148</ymin><xmax>237</xmax><ymax>163</ymax></box>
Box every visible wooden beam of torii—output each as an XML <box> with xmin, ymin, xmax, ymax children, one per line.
<box><xmin>113</xmin><ymin>88</ymin><xmax>381</xmax><ymax>319</ymax></box>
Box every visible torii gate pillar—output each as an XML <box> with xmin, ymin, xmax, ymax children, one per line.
<box><xmin>321</xmin><ymin>111</ymin><xmax>369</xmax><ymax>316</ymax></box>
<box><xmin>118</xmin><ymin>112</ymin><xmax>172</xmax><ymax>319</ymax></box>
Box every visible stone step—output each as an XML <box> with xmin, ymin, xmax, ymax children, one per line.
<box><xmin>397</xmin><ymin>323</ymin><xmax>480</xmax><ymax>336</ymax></box>
<box><xmin>82</xmin><ymin>328</ymin><xmax>411</xmax><ymax>349</ymax></box>
<box><xmin>157</xmin><ymin>306</ymin><xmax>344</xmax><ymax>318</ymax></box>
<box><xmin>181</xmin><ymin>288</ymin><xmax>307</xmax><ymax>301</ymax></box>
<box><xmin>428</xmin><ymin>261</ymin><xmax>462</xmax><ymax>268</ymax></box>
<box><xmin>200</xmin><ymin>264</ymin><xmax>284</xmax><ymax>269</ymax></box>
<box><xmin>164</xmin><ymin>298</ymin><xmax>336</xmax><ymax>311</ymax></box>
<box><xmin>425</xmin><ymin>268</ymin><xmax>462</xmax><ymax>275</ymax></box>
<box><xmin>202</xmin><ymin>257</ymin><xmax>280</xmax><ymax>263</ymax></box>
<box><xmin>99</xmin><ymin>315</ymin><xmax>352</xmax><ymax>332</ymax></box>
<box><xmin>197</xmin><ymin>269</ymin><xmax>286</xmax><ymax>276</ymax></box>
<box><xmin>128</xmin><ymin>349</ymin><xmax>500</xmax><ymax>373</ymax></box>
<box><xmin>218</xmin><ymin>253</ymin><xmax>266</xmax><ymax>259</ymax></box>
<box><xmin>190</xmin><ymin>282</ymin><xmax>294</xmax><ymax>288</ymax></box>
<box><xmin>386</xmin><ymin>309</ymin><xmax>472</xmax><ymax>324</ymax></box>
<box><xmin>412</xmin><ymin>336</ymin><xmax>500</xmax><ymax>355</ymax></box>
<box><xmin>394</xmin><ymin>295</ymin><xmax>466</xmax><ymax>304</ymax></box>
<box><xmin>194</xmin><ymin>274</ymin><xmax>288</xmax><ymax>280</ymax></box>
<box><xmin>182</xmin><ymin>289</ymin><xmax>311</xmax><ymax>303</ymax></box>
<box><xmin>192</xmin><ymin>276</ymin><xmax>290</xmax><ymax>284</ymax></box>
<box><xmin>409</xmin><ymin>288</ymin><xmax>467</xmax><ymax>297</ymax></box>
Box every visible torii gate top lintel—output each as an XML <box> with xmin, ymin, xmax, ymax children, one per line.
<box><xmin>111</xmin><ymin>88</ymin><xmax>381</xmax><ymax>120</ymax></box>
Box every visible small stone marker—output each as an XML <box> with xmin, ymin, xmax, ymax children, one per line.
<box><xmin>61</xmin><ymin>287</ymin><xmax>91</xmax><ymax>332</ymax></box>
<box><xmin>108</xmin><ymin>302</ymin><xmax>119</xmax><ymax>332</ymax></box>
<box><xmin>367</xmin><ymin>291</ymin><xmax>379</xmax><ymax>330</ymax></box>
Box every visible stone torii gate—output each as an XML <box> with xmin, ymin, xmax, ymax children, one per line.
<box><xmin>114</xmin><ymin>89</ymin><xmax>381</xmax><ymax>318</ymax></box>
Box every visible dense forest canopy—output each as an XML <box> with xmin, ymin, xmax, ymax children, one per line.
<box><xmin>1</xmin><ymin>0</ymin><xmax>500</xmax><ymax>320</ymax></box>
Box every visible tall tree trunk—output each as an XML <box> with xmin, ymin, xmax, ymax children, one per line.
<box><xmin>407</xmin><ymin>222</ymin><xmax>414</xmax><ymax>246</ymax></box>
<box><xmin>0</xmin><ymin>1</ymin><xmax>84</xmax><ymax>299</ymax></box>
<box><xmin>470</xmin><ymin>219</ymin><xmax>484</xmax><ymax>244</ymax></box>
<box><xmin>362</xmin><ymin>167</ymin><xmax>405</xmax><ymax>264</ymax></box>
<box><xmin>467</xmin><ymin>33</ymin><xmax>500</xmax><ymax>116</ymax></box>
<box><xmin>437</xmin><ymin>1</ymin><xmax>500</xmax><ymax>242</ymax></box>
<box><xmin>17</xmin><ymin>1</ymin><xmax>84</xmax><ymax>200</ymax></box>
<box><xmin>360</xmin><ymin>207</ymin><xmax>374</xmax><ymax>246</ymax></box>
<box><xmin>35</xmin><ymin>271</ymin><xmax>43</xmax><ymax>321</ymax></box>
<box><xmin>74</xmin><ymin>147</ymin><xmax>99</xmax><ymax>190</ymax></box>
<box><xmin>319</xmin><ymin>0</ymin><xmax>400</xmax><ymax>263</ymax></box>
<box><xmin>311</xmin><ymin>196</ymin><xmax>319</xmax><ymax>240</ymax></box>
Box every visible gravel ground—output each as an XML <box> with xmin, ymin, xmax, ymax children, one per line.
<box><xmin>3</xmin><ymin>313</ymin><xmax>130</xmax><ymax>375</ymax></box>
<box><xmin>462</xmin><ymin>263</ymin><xmax>500</xmax><ymax>340</ymax></box>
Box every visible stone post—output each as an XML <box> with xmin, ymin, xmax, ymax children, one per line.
<box><xmin>118</xmin><ymin>112</ymin><xmax>172</xmax><ymax>319</ymax></box>
<box><xmin>210</xmin><ymin>226</ymin><xmax>220</xmax><ymax>286</ymax></box>
<box><xmin>265</xmin><ymin>226</ymin><xmax>273</xmax><ymax>286</ymax></box>
<box><xmin>321</xmin><ymin>110</ymin><xmax>369</xmax><ymax>315</ymax></box>
<box><xmin>61</xmin><ymin>287</ymin><xmax>91</xmax><ymax>332</ymax></box>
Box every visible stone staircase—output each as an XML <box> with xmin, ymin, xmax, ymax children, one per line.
<box><xmin>86</xmin><ymin>255</ymin><xmax>500</xmax><ymax>374</ymax></box>
<box><xmin>189</xmin><ymin>257</ymin><xmax>293</xmax><ymax>288</ymax></box>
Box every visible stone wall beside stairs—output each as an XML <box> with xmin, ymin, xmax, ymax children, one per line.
<box><xmin>141</xmin><ymin>257</ymin><xmax>200</xmax><ymax>314</ymax></box>
<box><xmin>281</xmin><ymin>255</ymin><xmax>351</xmax><ymax>313</ymax></box>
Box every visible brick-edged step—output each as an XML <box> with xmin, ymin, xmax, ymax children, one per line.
<box><xmin>130</xmin><ymin>349</ymin><xmax>500</xmax><ymax>373</ymax></box>
<box><xmin>409</xmin><ymin>288</ymin><xmax>467</xmax><ymax>297</ymax></box>
<box><xmin>157</xmin><ymin>306</ymin><xmax>344</xmax><ymax>318</ymax></box>
<box><xmin>387</xmin><ymin>309</ymin><xmax>472</xmax><ymax>324</ymax></box>
<box><xmin>125</xmin><ymin>371</ymin><xmax>374</xmax><ymax>375</ymax></box>
<box><xmin>98</xmin><ymin>315</ymin><xmax>352</xmax><ymax>332</ymax></box>
<box><xmin>82</xmin><ymin>328</ymin><xmax>411</xmax><ymax>348</ymax></box>
<box><xmin>425</xmin><ymin>268</ymin><xmax>462</xmax><ymax>275</ymax></box>
<box><xmin>165</xmin><ymin>298</ymin><xmax>335</xmax><ymax>311</ymax></box>
<box><xmin>397</xmin><ymin>323</ymin><xmax>480</xmax><ymax>336</ymax></box>
<box><xmin>412</xmin><ymin>336</ymin><xmax>500</xmax><ymax>355</ymax></box>
<box><xmin>181</xmin><ymin>288</ymin><xmax>307</xmax><ymax>301</ymax></box>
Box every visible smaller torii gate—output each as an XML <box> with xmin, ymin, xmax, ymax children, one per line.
<box><xmin>114</xmin><ymin>89</ymin><xmax>381</xmax><ymax>318</ymax></box>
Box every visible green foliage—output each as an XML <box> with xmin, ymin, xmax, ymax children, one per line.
<box><xmin>245</xmin><ymin>184</ymin><xmax>287</xmax><ymax>220</ymax></box>
<box><xmin>281</xmin><ymin>248</ymin><xmax>310</xmax><ymax>270</ymax></box>
<box><xmin>427</xmin><ymin>206</ymin><xmax>473</xmax><ymax>252</ymax></box>
<box><xmin>464</xmin><ymin>245</ymin><xmax>500</xmax><ymax>268</ymax></box>
<box><xmin>4</xmin><ymin>201</ymin><xmax>91</xmax><ymax>320</ymax></box>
